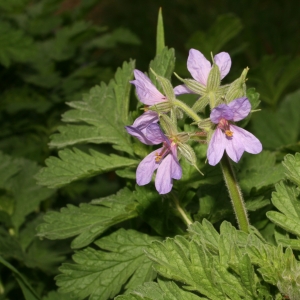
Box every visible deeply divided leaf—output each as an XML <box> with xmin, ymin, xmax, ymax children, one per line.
<box><xmin>35</xmin><ymin>148</ymin><xmax>138</xmax><ymax>188</ymax></box>
<box><xmin>56</xmin><ymin>229</ymin><xmax>159</xmax><ymax>300</ymax></box>
<box><xmin>37</xmin><ymin>188</ymin><xmax>138</xmax><ymax>249</ymax></box>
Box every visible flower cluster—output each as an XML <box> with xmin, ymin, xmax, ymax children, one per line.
<box><xmin>126</xmin><ymin>49</ymin><xmax>262</xmax><ymax>194</ymax></box>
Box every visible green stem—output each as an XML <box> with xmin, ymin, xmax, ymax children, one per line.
<box><xmin>173</xmin><ymin>99</ymin><xmax>201</xmax><ymax>123</ymax></box>
<box><xmin>172</xmin><ymin>195</ymin><xmax>193</xmax><ymax>226</ymax></box>
<box><xmin>220</xmin><ymin>154</ymin><xmax>249</xmax><ymax>232</ymax></box>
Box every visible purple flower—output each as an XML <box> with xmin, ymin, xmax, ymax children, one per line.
<box><xmin>130</xmin><ymin>69</ymin><xmax>167</xmax><ymax>105</ymax></box>
<box><xmin>126</xmin><ymin>123</ymin><xmax>182</xmax><ymax>194</ymax></box>
<box><xmin>174</xmin><ymin>49</ymin><xmax>231</xmax><ymax>95</ymax></box>
<box><xmin>125</xmin><ymin>111</ymin><xmax>159</xmax><ymax>145</ymax></box>
<box><xmin>207</xmin><ymin>97</ymin><xmax>262</xmax><ymax>166</ymax></box>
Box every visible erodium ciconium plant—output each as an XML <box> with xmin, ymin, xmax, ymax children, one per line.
<box><xmin>126</xmin><ymin>48</ymin><xmax>262</xmax><ymax>232</ymax></box>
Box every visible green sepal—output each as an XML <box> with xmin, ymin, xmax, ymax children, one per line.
<box><xmin>192</xmin><ymin>95</ymin><xmax>210</xmax><ymax>112</ymax></box>
<box><xmin>174</xmin><ymin>73</ymin><xmax>206</xmax><ymax>95</ymax></box>
<box><xmin>159</xmin><ymin>114</ymin><xmax>177</xmax><ymax>136</ymax></box>
<box><xmin>149</xmin><ymin>101</ymin><xmax>172</xmax><ymax>114</ymax></box>
<box><xmin>206</xmin><ymin>63</ymin><xmax>221</xmax><ymax>92</ymax></box>
<box><xmin>225</xmin><ymin>67</ymin><xmax>249</xmax><ymax>102</ymax></box>
<box><xmin>178</xmin><ymin>143</ymin><xmax>203</xmax><ymax>175</ymax></box>
<box><xmin>150</xmin><ymin>68</ymin><xmax>175</xmax><ymax>102</ymax></box>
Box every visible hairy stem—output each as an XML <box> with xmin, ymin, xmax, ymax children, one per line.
<box><xmin>220</xmin><ymin>154</ymin><xmax>249</xmax><ymax>232</ymax></box>
<box><xmin>172</xmin><ymin>195</ymin><xmax>193</xmax><ymax>226</ymax></box>
<box><xmin>173</xmin><ymin>99</ymin><xmax>201</xmax><ymax>123</ymax></box>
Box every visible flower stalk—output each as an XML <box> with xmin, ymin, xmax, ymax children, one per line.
<box><xmin>173</xmin><ymin>99</ymin><xmax>202</xmax><ymax>123</ymax></box>
<box><xmin>172</xmin><ymin>195</ymin><xmax>193</xmax><ymax>226</ymax></box>
<box><xmin>220</xmin><ymin>153</ymin><xmax>249</xmax><ymax>232</ymax></box>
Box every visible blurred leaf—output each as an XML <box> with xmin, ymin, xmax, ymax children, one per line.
<box><xmin>134</xmin><ymin>185</ymin><xmax>183</xmax><ymax>236</ymax></box>
<box><xmin>0</xmin><ymin>0</ymin><xmax>29</xmax><ymax>12</ymax></box>
<box><xmin>56</xmin><ymin>229</ymin><xmax>159</xmax><ymax>300</ymax></box>
<box><xmin>0</xmin><ymin>255</ymin><xmax>40</xmax><ymax>300</ymax></box>
<box><xmin>42</xmin><ymin>21</ymin><xmax>95</xmax><ymax>61</ymax></box>
<box><xmin>0</xmin><ymin>152</ymin><xmax>54</xmax><ymax>230</ymax></box>
<box><xmin>0</xmin><ymin>228</ymin><xmax>24</xmax><ymax>261</ymax></box>
<box><xmin>42</xmin><ymin>291</ymin><xmax>73</xmax><ymax>300</ymax></box>
<box><xmin>238</xmin><ymin>151</ymin><xmax>284</xmax><ymax>194</ymax></box>
<box><xmin>9</xmin><ymin>159</ymin><xmax>54</xmax><ymax>230</ymax></box>
<box><xmin>0</xmin><ymin>87</ymin><xmax>51</xmax><ymax>114</ymax></box>
<box><xmin>185</xmin><ymin>14</ymin><xmax>243</xmax><ymax>57</ymax></box>
<box><xmin>35</xmin><ymin>148</ymin><xmax>137</xmax><ymax>188</ymax></box>
<box><xmin>282</xmin><ymin>152</ymin><xmax>300</xmax><ymax>187</ymax></box>
<box><xmin>37</xmin><ymin>187</ymin><xmax>138</xmax><ymax>249</ymax></box>
<box><xmin>267</xmin><ymin>182</ymin><xmax>300</xmax><ymax>238</ymax></box>
<box><xmin>85</xmin><ymin>27</ymin><xmax>140</xmax><ymax>50</ymax></box>
<box><xmin>0</xmin><ymin>21</ymin><xmax>37</xmax><ymax>67</ymax></box>
<box><xmin>250</xmin><ymin>56</ymin><xmax>300</xmax><ymax>106</ymax></box>
<box><xmin>156</xmin><ymin>8</ymin><xmax>165</xmax><ymax>55</ymax></box>
<box><xmin>251</xmin><ymin>89</ymin><xmax>300</xmax><ymax>150</ymax></box>
<box><xmin>49</xmin><ymin>60</ymin><xmax>135</xmax><ymax>154</ymax></box>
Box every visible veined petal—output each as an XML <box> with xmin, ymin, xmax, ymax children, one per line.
<box><xmin>131</xmin><ymin>69</ymin><xmax>166</xmax><ymax>105</ymax></box>
<box><xmin>214</xmin><ymin>52</ymin><xmax>231</xmax><ymax>80</ymax></box>
<box><xmin>132</xmin><ymin>111</ymin><xmax>159</xmax><ymax>130</ymax></box>
<box><xmin>224</xmin><ymin>128</ymin><xmax>245</xmax><ymax>163</ymax></box>
<box><xmin>169</xmin><ymin>145</ymin><xmax>182</xmax><ymax>180</ymax></box>
<box><xmin>125</xmin><ymin>126</ymin><xmax>155</xmax><ymax>145</ymax></box>
<box><xmin>155</xmin><ymin>152</ymin><xmax>181</xmax><ymax>194</ymax></box>
<box><xmin>146</xmin><ymin>123</ymin><xmax>166</xmax><ymax>144</ymax></box>
<box><xmin>174</xmin><ymin>84</ymin><xmax>194</xmax><ymax>95</ymax></box>
<box><xmin>210</xmin><ymin>104</ymin><xmax>233</xmax><ymax>124</ymax></box>
<box><xmin>207</xmin><ymin>128</ymin><xmax>226</xmax><ymax>166</ymax></box>
<box><xmin>187</xmin><ymin>49</ymin><xmax>211</xmax><ymax>86</ymax></box>
<box><xmin>136</xmin><ymin>149</ymin><xmax>160</xmax><ymax>186</ymax></box>
<box><xmin>231</xmin><ymin>125</ymin><xmax>262</xmax><ymax>154</ymax></box>
<box><xmin>228</xmin><ymin>97</ymin><xmax>251</xmax><ymax>121</ymax></box>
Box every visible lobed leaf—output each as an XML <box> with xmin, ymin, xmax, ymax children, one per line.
<box><xmin>56</xmin><ymin>229</ymin><xmax>159</xmax><ymax>300</ymax></box>
<box><xmin>37</xmin><ymin>188</ymin><xmax>138</xmax><ymax>249</ymax></box>
<box><xmin>282</xmin><ymin>153</ymin><xmax>300</xmax><ymax>187</ymax></box>
<box><xmin>49</xmin><ymin>60</ymin><xmax>135</xmax><ymax>154</ymax></box>
<box><xmin>35</xmin><ymin>148</ymin><xmax>138</xmax><ymax>188</ymax></box>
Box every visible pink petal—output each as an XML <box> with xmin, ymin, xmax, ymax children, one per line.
<box><xmin>125</xmin><ymin>125</ymin><xmax>153</xmax><ymax>145</ymax></box>
<box><xmin>224</xmin><ymin>128</ymin><xmax>245</xmax><ymax>163</ymax></box>
<box><xmin>155</xmin><ymin>154</ymin><xmax>173</xmax><ymax>194</ymax></box>
<box><xmin>136</xmin><ymin>149</ymin><xmax>160</xmax><ymax>185</ymax></box>
<box><xmin>145</xmin><ymin>123</ymin><xmax>166</xmax><ymax>144</ymax></box>
<box><xmin>169</xmin><ymin>146</ymin><xmax>182</xmax><ymax>180</ymax></box>
<box><xmin>228</xmin><ymin>97</ymin><xmax>251</xmax><ymax>121</ymax></box>
<box><xmin>207</xmin><ymin>128</ymin><xmax>226</xmax><ymax>166</ymax></box>
<box><xmin>230</xmin><ymin>125</ymin><xmax>262</xmax><ymax>154</ymax></box>
<box><xmin>214</xmin><ymin>52</ymin><xmax>231</xmax><ymax>80</ymax></box>
<box><xmin>131</xmin><ymin>69</ymin><xmax>166</xmax><ymax>105</ymax></box>
<box><xmin>187</xmin><ymin>49</ymin><xmax>211</xmax><ymax>86</ymax></box>
<box><xmin>210</xmin><ymin>104</ymin><xmax>233</xmax><ymax>124</ymax></box>
<box><xmin>132</xmin><ymin>111</ymin><xmax>159</xmax><ymax>129</ymax></box>
<box><xmin>174</xmin><ymin>84</ymin><xmax>194</xmax><ymax>95</ymax></box>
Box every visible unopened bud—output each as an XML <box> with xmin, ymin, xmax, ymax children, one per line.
<box><xmin>225</xmin><ymin>68</ymin><xmax>249</xmax><ymax>103</ymax></box>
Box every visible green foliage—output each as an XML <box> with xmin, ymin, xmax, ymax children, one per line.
<box><xmin>56</xmin><ymin>229</ymin><xmax>159</xmax><ymax>300</ymax></box>
<box><xmin>0</xmin><ymin>255</ymin><xmax>41</xmax><ymax>300</ymax></box>
<box><xmin>250</xmin><ymin>56</ymin><xmax>300</xmax><ymax>106</ymax></box>
<box><xmin>251</xmin><ymin>89</ymin><xmax>300</xmax><ymax>150</ymax></box>
<box><xmin>37</xmin><ymin>187</ymin><xmax>138</xmax><ymax>249</ymax></box>
<box><xmin>48</xmin><ymin>60</ymin><xmax>135</xmax><ymax>151</ymax></box>
<box><xmin>0</xmin><ymin>21</ymin><xmax>37</xmax><ymax>67</ymax></box>
<box><xmin>282</xmin><ymin>153</ymin><xmax>300</xmax><ymax>187</ymax></box>
<box><xmin>0</xmin><ymin>152</ymin><xmax>54</xmax><ymax>231</ymax></box>
<box><xmin>35</xmin><ymin>148</ymin><xmax>137</xmax><ymax>188</ymax></box>
<box><xmin>185</xmin><ymin>14</ymin><xmax>243</xmax><ymax>58</ymax></box>
<box><xmin>116</xmin><ymin>279</ymin><xmax>205</xmax><ymax>300</ymax></box>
